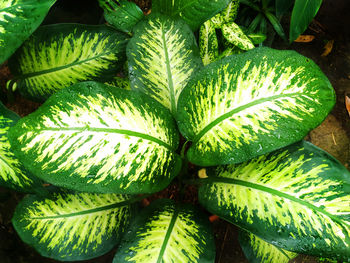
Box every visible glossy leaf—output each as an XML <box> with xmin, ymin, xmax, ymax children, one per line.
<box><xmin>248</xmin><ymin>32</ymin><xmax>267</xmax><ymax>45</ymax></box>
<box><xmin>222</xmin><ymin>22</ymin><xmax>255</xmax><ymax>50</ymax></box>
<box><xmin>198</xmin><ymin>141</ymin><xmax>350</xmax><ymax>261</ymax></box>
<box><xmin>199</xmin><ymin>20</ymin><xmax>219</xmax><ymax>66</ymax></box>
<box><xmin>0</xmin><ymin>102</ymin><xmax>42</xmax><ymax>192</ymax></box>
<box><xmin>210</xmin><ymin>0</ymin><xmax>240</xmax><ymax>28</ymax></box>
<box><xmin>0</xmin><ymin>0</ymin><xmax>55</xmax><ymax>64</ymax></box>
<box><xmin>113</xmin><ymin>199</ymin><xmax>215</xmax><ymax>263</ymax></box>
<box><xmin>8</xmin><ymin>81</ymin><xmax>181</xmax><ymax>194</ymax></box>
<box><xmin>177</xmin><ymin>47</ymin><xmax>335</xmax><ymax>166</ymax></box>
<box><xmin>127</xmin><ymin>14</ymin><xmax>202</xmax><ymax>114</ymax></box>
<box><xmin>239</xmin><ymin>230</ymin><xmax>297</xmax><ymax>263</ymax></box>
<box><xmin>99</xmin><ymin>0</ymin><xmax>144</xmax><ymax>33</ymax></box>
<box><xmin>8</xmin><ymin>24</ymin><xmax>129</xmax><ymax>101</ymax></box>
<box><xmin>152</xmin><ymin>0</ymin><xmax>230</xmax><ymax>31</ymax></box>
<box><xmin>265</xmin><ymin>11</ymin><xmax>287</xmax><ymax>41</ymax></box>
<box><xmin>12</xmin><ymin>191</ymin><xmax>135</xmax><ymax>261</ymax></box>
<box><xmin>289</xmin><ymin>0</ymin><xmax>322</xmax><ymax>42</ymax></box>
<box><xmin>104</xmin><ymin>76</ymin><xmax>131</xmax><ymax>90</ymax></box>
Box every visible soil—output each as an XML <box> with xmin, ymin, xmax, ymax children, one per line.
<box><xmin>0</xmin><ymin>0</ymin><xmax>349</xmax><ymax>262</ymax></box>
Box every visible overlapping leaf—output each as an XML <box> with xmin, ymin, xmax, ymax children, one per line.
<box><xmin>152</xmin><ymin>0</ymin><xmax>230</xmax><ymax>31</ymax></box>
<box><xmin>199</xmin><ymin>20</ymin><xmax>218</xmax><ymax>65</ymax></box>
<box><xmin>127</xmin><ymin>13</ymin><xmax>202</xmax><ymax>114</ymax></box>
<box><xmin>0</xmin><ymin>0</ymin><xmax>55</xmax><ymax>64</ymax></box>
<box><xmin>113</xmin><ymin>199</ymin><xmax>215</xmax><ymax>262</ymax></box>
<box><xmin>198</xmin><ymin>141</ymin><xmax>350</xmax><ymax>261</ymax></box>
<box><xmin>211</xmin><ymin>0</ymin><xmax>239</xmax><ymax>28</ymax></box>
<box><xmin>0</xmin><ymin>102</ymin><xmax>42</xmax><ymax>192</ymax></box>
<box><xmin>238</xmin><ymin>231</ymin><xmax>297</xmax><ymax>263</ymax></box>
<box><xmin>177</xmin><ymin>47</ymin><xmax>335</xmax><ymax>166</ymax></box>
<box><xmin>12</xmin><ymin>191</ymin><xmax>135</xmax><ymax>261</ymax></box>
<box><xmin>8</xmin><ymin>24</ymin><xmax>129</xmax><ymax>101</ymax></box>
<box><xmin>222</xmin><ymin>22</ymin><xmax>254</xmax><ymax>50</ymax></box>
<box><xmin>98</xmin><ymin>0</ymin><xmax>144</xmax><ymax>33</ymax></box>
<box><xmin>8</xmin><ymin>81</ymin><xmax>181</xmax><ymax>194</ymax></box>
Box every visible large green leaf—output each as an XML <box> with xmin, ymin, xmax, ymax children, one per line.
<box><xmin>8</xmin><ymin>23</ymin><xmax>129</xmax><ymax>101</ymax></box>
<box><xmin>198</xmin><ymin>141</ymin><xmax>350</xmax><ymax>261</ymax></box>
<box><xmin>113</xmin><ymin>199</ymin><xmax>215</xmax><ymax>262</ymax></box>
<box><xmin>0</xmin><ymin>102</ymin><xmax>43</xmax><ymax>192</ymax></box>
<box><xmin>177</xmin><ymin>47</ymin><xmax>335</xmax><ymax>166</ymax></box>
<box><xmin>98</xmin><ymin>0</ymin><xmax>144</xmax><ymax>33</ymax></box>
<box><xmin>199</xmin><ymin>20</ymin><xmax>219</xmax><ymax>66</ymax></box>
<box><xmin>238</xmin><ymin>230</ymin><xmax>298</xmax><ymax>263</ymax></box>
<box><xmin>152</xmin><ymin>0</ymin><xmax>230</xmax><ymax>31</ymax></box>
<box><xmin>0</xmin><ymin>0</ymin><xmax>55</xmax><ymax>64</ymax></box>
<box><xmin>127</xmin><ymin>13</ymin><xmax>202</xmax><ymax>114</ymax></box>
<box><xmin>12</xmin><ymin>190</ymin><xmax>135</xmax><ymax>261</ymax></box>
<box><xmin>8</xmin><ymin>81</ymin><xmax>181</xmax><ymax>194</ymax></box>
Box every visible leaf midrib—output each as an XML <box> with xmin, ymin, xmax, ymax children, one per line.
<box><xmin>32</xmin><ymin>126</ymin><xmax>175</xmax><ymax>151</ymax></box>
<box><xmin>193</xmin><ymin>92</ymin><xmax>310</xmax><ymax>143</ymax></box>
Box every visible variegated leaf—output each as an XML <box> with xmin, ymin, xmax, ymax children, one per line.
<box><xmin>198</xmin><ymin>141</ymin><xmax>350</xmax><ymax>261</ymax></box>
<box><xmin>98</xmin><ymin>0</ymin><xmax>144</xmax><ymax>33</ymax></box>
<box><xmin>177</xmin><ymin>47</ymin><xmax>335</xmax><ymax>166</ymax></box>
<box><xmin>8</xmin><ymin>81</ymin><xmax>181</xmax><ymax>194</ymax></box>
<box><xmin>0</xmin><ymin>102</ymin><xmax>42</xmax><ymax>192</ymax></box>
<box><xmin>238</xmin><ymin>230</ymin><xmax>297</xmax><ymax>263</ymax></box>
<box><xmin>248</xmin><ymin>32</ymin><xmax>267</xmax><ymax>45</ymax></box>
<box><xmin>127</xmin><ymin>13</ymin><xmax>202</xmax><ymax>114</ymax></box>
<box><xmin>222</xmin><ymin>22</ymin><xmax>255</xmax><ymax>50</ymax></box>
<box><xmin>12</xmin><ymin>190</ymin><xmax>135</xmax><ymax>261</ymax></box>
<box><xmin>8</xmin><ymin>24</ymin><xmax>129</xmax><ymax>101</ymax></box>
<box><xmin>199</xmin><ymin>20</ymin><xmax>219</xmax><ymax>66</ymax></box>
<box><xmin>210</xmin><ymin>0</ymin><xmax>239</xmax><ymax>28</ymax></box>
<box><xmin>104</xmin><ymin>76</ymin><xmax>131</xmax><ymax>90</ymax></box>
<box><xmin>0</xmin><ymin>0</ymin><xmax>55</xmax><ymax>64</ymax></box>
<box><xmin>113</xmin><ymin>199</ymin><xmax>215</xmax><ymax>263</ymax></box>
<box><xmin>152</xmin><ymin>0</ymin><xmax>230</xmax><ymax>31</ymax></box>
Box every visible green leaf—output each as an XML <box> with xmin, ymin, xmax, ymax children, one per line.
<box><xmin>8</xmin><ymin>23</ymin><xmax>129</xmax><ymax>101</ymax></box>
<box><xmin>8</xmin><ymin>81</ymin><xmax>181</xmax><ymax>194</ymax></box>
<box><xmin>152</xmin><ymin>0</ymin><xmax>230</xmax><ymax>31</ymax></box>
<box><xmin>222</xmin><ymin>22</ymin><xmax>255</xmax><ymax>50</ymax></box>
<box><xmin>0</xmin><ymin>102</ymin><xmax>43</xmax><ymax>192</ymax></box>
<box><xmin>98</xmin><ymin>0</ymin><xmax>144</xmax><ymax>33</ymax></box>
<box><xmin>247</xmin><ymin>32</ymin><xmax>267</xmax><ymax>45</ymax></box>
<box><xmin>177</xmin><ymin>47</ymin><xmax>335</xmax><ymax>166</ymax></box>
<box><xmin>239</xmin><ymin>230</ymin><xmax>298</xmax><ymax>263</ymax></box>
<box><xmin>104</xmin><ymin>76</ymin><xmax>131</xmax><ymax>90</ymax></box>
<box><xmin>198</xmin><ymin>141</ymin><xmax>350</xmax><ymax>261</ymax></box>
<box><xmin>265</xmin><ymin>11</ymin><xmax>287</xmax><ymax>41</ymax></box>
<box><xmin>113</xmin><ymin>199</ymin><xmax>215</xmax><ymax>262</ymax></box>
<box><xmin>289</xmin><ymin>0</ymin><xmax>322</xmax><ymax>42</ymax></box>
<box><xmin>199</xmin><ymin>20</ymin><xmax>219</xmax><ymax>66</ymax></box>
<box><xmin>0</xmin><ymin>0</ymin><xmax>55</xmax><ymax>65</ymax></box>
<box><xmin>127</xmin><ymin>13</ymin><xmax>202</xmax><ymax>114</ymax></box>
<box><xmin>12</xmin><ymin>190</ymin><xmax>135</xmax><ymax>261</ymax></box>
<box><xmin>275</xmin><ymin>0</ymin><xmax>294</xmax><ymax>17</ymax></box>
<box><xmin>210</xmin><ymin>0</ymin><xmax>240</xmax><ymax>28</ymax></box>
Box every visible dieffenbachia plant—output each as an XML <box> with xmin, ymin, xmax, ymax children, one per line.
<box><xmin>0</xmin><ymin>0</ymin><xmax>347</xmax><ymax>262</ymax></box>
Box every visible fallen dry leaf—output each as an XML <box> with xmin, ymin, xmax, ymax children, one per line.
<box><xmin>346</xmin><ymin>95</ymin><xmax>350</xmax><ymax>117</ymax></box>
<box><xmin>322</xmin><ymin>40</ymin><xmax>334</xmax><ymax>56</ymax></box>
<box><xmin>209</xmin><ymin>215</ymin><xmax>220</xmax><ymax>223</ymax></box>
<box><xmin>294</xmin><ymin>35</ymin><xmax>315</xmax><ymax>43</ymax></box>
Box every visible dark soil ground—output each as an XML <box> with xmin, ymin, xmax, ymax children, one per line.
<box><xmin>0</xmin><ymin>0</ymin><xmax>349</xmax><ymax>262</ymax></box>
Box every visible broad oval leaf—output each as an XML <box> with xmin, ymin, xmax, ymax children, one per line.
<box><xmin>199</xmin><ymin>20</ymin><xmax>219</xmax><ymax>66</ymax></box>
<box><xmin>98</xmin><ymin>0</ymin><xmax>144</xmax><ymax>33</ymax></box>
<box><xmin>0</xmin><ymin>102</ymin><xmax>43</xmax><ymax>192</ymax></box>
<box><xmin>152</xmin><ymin>0</ymin><xmax>230</xmax><ymax>31</ymax></box>
<box><xmin>177</xmin><ymin>47</ymin><xmax>335</xmax><ymax>166</ymax></box>
<box><xmin>8</xmin><ymin>23</ymin><xmax>129</xmax><ymax>101</ymax></box>
<box><xmin>127</xmin><ymin>13</ymin><xmax>202</xmax><ymax>114</ymax></box>
<box><xmin>210</xmin><ymin>0</ymin><xmax>240</xmax><ymax>28</ymax></box>
<box><xmin>113</xmin><ymin>199</ymin><xmax>215</xmax><ymax>262</ymax></box>
<box><xmin>222</xmin><ymin>22</ymin><xmax>254</xmax><ymax>50</ymax></box>
<box><xmin>8</xmin><ymin>81</ymin><xmax>182</xmax><ymax>194</ymax></box>
<box><xmin>238</xmin><ymin>230</ymin><xmax>298</xmax><ymax>263</ymax></box>
<box><xmin>12</xmin><ymin>190</ymin><xmax>135</xmax><ymax>261</ymax></box>
<box><xmin>198</xmin><ymin>141</ymin><xmax>350</xmax><ymax>261</ymax></box>
<box><xmin>0</xmin><ymin>0</ymin><xmax>55</xmax><ymax>64</ymax></box>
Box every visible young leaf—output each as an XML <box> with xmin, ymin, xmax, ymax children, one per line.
<box><xmin>198</xmin><ymin>141</ymin><xmax>350</xmax><ymax>261</ymax></box>
<box><xmin>113</xmin><ymin>199</ymin><xmax>215</xmax><ymax>262</ymax></box>
<box><xmin>152</xmin><ymin>0</ymin><xmax>230</xmax><ymax>31</ymax></box>
<box><xmin>8</xmin><ymin>24</ymin><xmax>129</xmax><ymax>101</ymax></box>
<box><xmin>0</xmin><ymin>102</ymin><xmax>43</xmax><ymax>193</ymax></box>
<box><xmin>98</xmin><ymin>0</ymin><xmax>144</xmax><ymax>33</ymax></box>
<box><xmin>12</xmin><ymin>191</ymin><xmax>135</xmax><ymax>261</ymax></box>
<box><xmin>127</xmin><ymin>13</ymin><xmax>202</xmax><ymax>114</ymax></box>
<box><xmin>238</xmin><ymin>230</ymin><xmax>298</xmax><ymax>263</ymax></box>
<box><xmin>177</xmin><ymin>47</ymin><xmax>335</xmax><ymax>166</ymax></box>
<box><xmin>199</xmin><ymin>20</ymin><xmax>219</xmax><ymax>65</ymax></box>
<box><xmin>222</xmin><ymin>22</ymin><xmax>255</xmax><ymax>50</ymax></box>
<box><xmin>0</xmin><ymin>0</ymin><xmax>55</xmax><ymax>64</ymax></box>
<box><xmin>8</xmin><ymin>81</ymin><xmax>182</xmax><ymax>194</ymax></box>
<box><xmin>289</xmin><ymin>0</ymin><xmax>323</xmax><ymax>42</ymax></box>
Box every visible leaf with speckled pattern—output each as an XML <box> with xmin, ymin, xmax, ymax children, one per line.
<box><xmin>199</xmin><ymin>20</ymin><xmax>218</xmax><ymax>65</ymax></box>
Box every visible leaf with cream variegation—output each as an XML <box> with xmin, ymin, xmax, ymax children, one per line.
<box><xmin>8</xmin><ymin>81</ymin><xmax>181</xmax><ymax>194</ymax></box>
<box><xmin>199</xmin><ymin>20</ymin><xmax>219</xmax><ymax>66</ymax></box>
<box><xmin>177</xmin><ymin>47</ymin><xmax>335</xmax><ymax>166</ymax></box>
<box><xmin>198</xmin><ymin>141</ymin><xmax>350</xmax><ymax>261</ymax></box>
